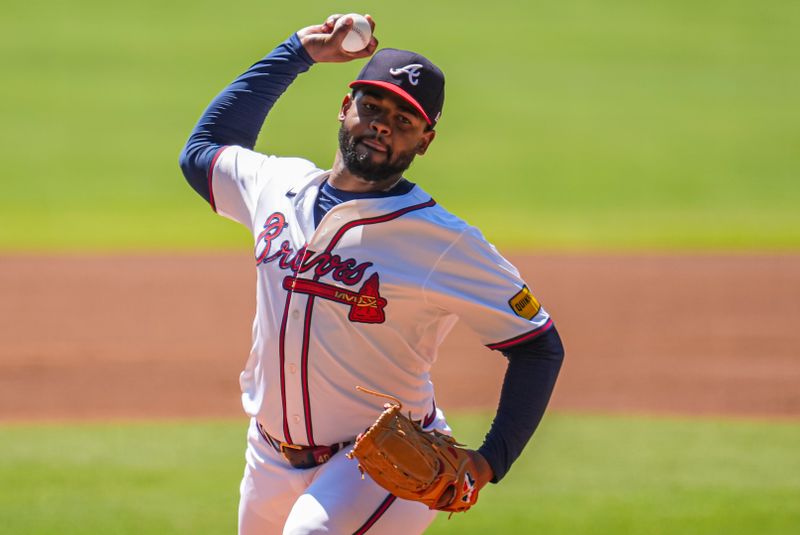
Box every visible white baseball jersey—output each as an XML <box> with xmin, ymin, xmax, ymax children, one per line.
<box><xmin>210</xmin><ymin>145</ymin><xmax>553</xmax><ymax>447</ymax></box>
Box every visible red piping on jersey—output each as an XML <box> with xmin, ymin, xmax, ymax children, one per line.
<box><xmin>486</xmin><ymin>318</ymin><xmax>554</xmax><ymax>351</ymax></box>
<box><xmin>207</xmin><ymin>145</ymin><xmax>229</xmax><ymax>212</ymax></box>
<box><xmin>300</xmin><ymin>296</ymin><xmax>316</xmax><ymax>446</ymax></box>
<box><xmin>295</xmin><ymin>198</ymin><xmax>437</xmax><ymax>446</ymax></box>
<box><xmin>277</xmin><ymin>248</ymin><xmax>315</xmax><ymax>445</ymax></box>
<box><xmin>353</xmin><ymin>494</ymin><xmax>397</xmax><ymax>534</ymax></box>
<box><xmin>277</xmin><ymin>288</ymin><xmax>295</xmax><ymax>444</ymax></box>
<box><xmin>323</xmin><ymin>198</ymin><xmax>437</xmax><ymax>255</ymax></box>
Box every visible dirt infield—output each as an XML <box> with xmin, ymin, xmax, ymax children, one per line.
<box><xmin>1</xmin><ymin>253</ymin><xmax>798</xmax><ymax>421</ymax></box>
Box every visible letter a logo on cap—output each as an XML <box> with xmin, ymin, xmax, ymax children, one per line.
<box><xmin>389</xmin><ymin>64</ymin><xmax>424</xmax><ymax>86</ymax></box>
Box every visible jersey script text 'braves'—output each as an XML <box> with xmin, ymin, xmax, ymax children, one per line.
<box><xmin>256</xmin><ymin>211</ymin><xmax>373</xmax><ymax>286</ymax></box>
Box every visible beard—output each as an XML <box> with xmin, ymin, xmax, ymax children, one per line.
<box><xmin>337</xmin><ymin>125</ymin><xmax>418</xmax><ymax>183</ymax></box>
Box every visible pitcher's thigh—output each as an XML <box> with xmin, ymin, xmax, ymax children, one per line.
<box><xmin>282</xmin><ymin>452</ymin><xmax>438</xmax><ymax>535</ymax></box>
<box><xmin>238</xmin><ymin>427</ymin><xmax>312</xmax><ymax>535</ymax></box>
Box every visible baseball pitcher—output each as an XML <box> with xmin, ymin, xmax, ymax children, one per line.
<box><xmin>179</xmin><ymin>14</ymin><xmax>565</xmax><ymax>534</ymax></box>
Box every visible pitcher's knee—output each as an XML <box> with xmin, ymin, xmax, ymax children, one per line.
<box><xmin>282</xmin><ymin>499</ymin><xmax>336</xmax><ymax>535</ymax></box>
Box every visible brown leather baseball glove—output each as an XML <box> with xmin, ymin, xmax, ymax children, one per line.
<box><xmin>347</xmin><ymin>387</ymin><xmax>481</xmax><ymax>513</ymax></box>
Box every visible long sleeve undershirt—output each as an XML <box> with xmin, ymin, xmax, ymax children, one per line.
<box><xmin>478</xmin><ymin>326</ymin><xmax>564</xmax><ymax>482</ymax></box>
<box><xmin>179</xmin><ymin>34</ymin><xmax>565</xmax><ymax>483</ymax></box>
<box><xmin>179</xmin><ymin>33</ymin><xmax>314</xmax><ymax>203</ymax></box>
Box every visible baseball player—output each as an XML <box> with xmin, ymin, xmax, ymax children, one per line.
<box><xmin>179</xmin><ymin>14</ymin><xmax>564</xmax><ymax>534</ymax></box>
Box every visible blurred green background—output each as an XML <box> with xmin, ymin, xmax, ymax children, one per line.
<box><xmin>1</xmin><ymin>0</ymin><xmax>798</xmax><ymax>251</ymax></box>
<box><xmin>2</xmin><ymin>414</ymin><xmax>799</xmax><ymax>534</ymax></box>
<box><xmin>2</xmin><ymin>2</ymin><xmax>799</xmax><ymax>533</ymax></box>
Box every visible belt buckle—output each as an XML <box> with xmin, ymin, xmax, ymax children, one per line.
<box><xmin>280</xmin><ymin>442</ymin><xmax>336</xmax><ymax>469</ymax></box>
<box><xmin>279</xmin><ymin>442</ymin><xmax>303</xmax><ymax>457</ymax></box>
<box><xmin>279</xmin><ymin>442</ymin><xmax>303</xmax><ymax>462</ymax></box>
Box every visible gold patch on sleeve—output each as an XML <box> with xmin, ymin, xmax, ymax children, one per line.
<box><xmin>508</xmin><ymin>285</ymin><xmax>541</xmax><ymax>320</ymax></box>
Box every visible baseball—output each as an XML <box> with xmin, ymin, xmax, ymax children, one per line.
<box><xmin>337</xmin><ymin>14</ymin><xmax>371</xmax><ymax>53</ymax></box>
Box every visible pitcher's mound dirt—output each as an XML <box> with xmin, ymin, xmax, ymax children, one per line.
<box><xmin>1</xmin><ymin>254</ymin><xmax>798</xmax><ymax>421</ymax></box>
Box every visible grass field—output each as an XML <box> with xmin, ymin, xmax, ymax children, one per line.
<box><xmin>2</xmin><ymin>2</ymin><xmax>798</xmax><ymax>533</ymax></box>
<box><xmin>1</xmin><ymin>412</ymin><xmax>798</xmax><ymax>534</ymax></box>
<box><xmin>1</xmin><ymin>0</ymin><xmax>799</xmax><ymax>250</ymax></box>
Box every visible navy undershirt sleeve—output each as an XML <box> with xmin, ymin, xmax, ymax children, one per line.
<box><xmin>178</xmin><ymin>33</ymin><xmax>315</xmax><ymax>204</ymax></box>
<box><xmin>477</xmin><ymin>324</ymin><xmax>565</xmax><ymax>483</ymax></box>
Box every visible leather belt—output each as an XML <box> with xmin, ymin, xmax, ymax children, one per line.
<box><xmin>257</xmin><ymin>423</ymin><xmax>352</xmax><ymax>469</ymax></box>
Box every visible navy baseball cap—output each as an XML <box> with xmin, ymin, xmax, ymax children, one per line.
<box><xmin>349</xmin><ymin>48</ymin><xmax>445</xmax><ymax>127</ymax></box>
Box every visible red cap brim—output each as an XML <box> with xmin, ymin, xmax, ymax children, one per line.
<box><xmin>348</xmin><ymin>80</ymin><xmax>432</xmax><ymax>125</ymax></box>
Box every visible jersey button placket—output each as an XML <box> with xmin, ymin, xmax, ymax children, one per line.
<box><xmin>282</xmin><ymin>289</ymin><xmax>307</xmax><ymax>443</ymax></box>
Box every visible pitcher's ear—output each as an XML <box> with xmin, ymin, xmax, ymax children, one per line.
<box><xmin>339</xmin><ymin>93</ymin><xmax>353</xmax><ymax>121</ymax></box>
<box><xmin>416</xmin><ymin>129</ymin><xmax>436</xmax><ymax>155</ymax></box>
